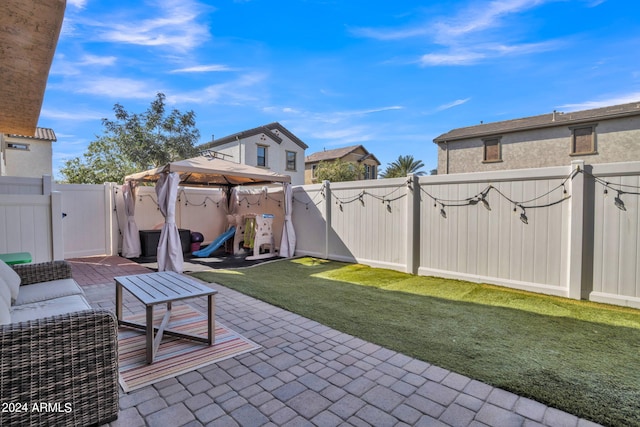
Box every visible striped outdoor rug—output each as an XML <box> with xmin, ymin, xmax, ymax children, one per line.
<box><xmin>118</xmin><ymin>304</ymin><xmax>260</xmax><ymax>392</ymax></box>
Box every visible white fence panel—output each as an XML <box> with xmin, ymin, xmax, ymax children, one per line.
<box><xmin>0</xmin><ymin>195</ymin><xmax>53</xmax><ymax>262</ymax></box>
<box><xmin>589</xmin><ymin>162</ymin><xmax>640</xmax><ymax>308</ymax></box>
<box><xmin>328</xmin><ymin>179</ymin><xmax>408</xmax><ymax>270</ymax></box>
<box><xmin>417</xmin><ymin>167</ymin><xmax>572</xmax><ymax>296</ymax></box>
<box><xmin>0</xmin><ymin>175</ymin><xmax>50</xmax><ymax>195</ymax></box>
<box><xmin>291</xmin><ymin>184</ymin><xmax>327</xmax><ymax>259</ymax></box>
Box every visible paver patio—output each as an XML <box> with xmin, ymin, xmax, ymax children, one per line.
<box><xmin>69</xmin><ymin>256</ymin><xmax>602</xmax><ymax>427</ymax></box>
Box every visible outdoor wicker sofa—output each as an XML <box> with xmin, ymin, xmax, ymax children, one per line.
<box><xmin>0</xmin><ymin>260</ymin><xmax>118</xmax><ymax>426</ymax></box>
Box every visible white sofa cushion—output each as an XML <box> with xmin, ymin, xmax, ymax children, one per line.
<box><xmin>0</xmin><ymin>276</ymin><xmax>11</xmax><ymax>306</ymax></box>
<box><xmin>14</xmin><ymin>278</ymin><xmax>85</xmax><ymax>306</ymax></box>
<box><xmin>0</xmin><ymin>260</ymin><xmax>21</xmax><ymax>304</ymax></box>
<box><xmin>10</xmin><ymin>294</ymin><xmax>92</xmax><ymax>323</ymax></box>
<box><xmin>0</xmin><ymin>280</ymin><xmax>11</xmax><ymax>325</ymax></box>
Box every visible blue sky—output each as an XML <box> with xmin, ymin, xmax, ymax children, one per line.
<box><xmin>41</xmin><ymin>0</ymin><xmax>640</xmax><ymax>179</ymax></box>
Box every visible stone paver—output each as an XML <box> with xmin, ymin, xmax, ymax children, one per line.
<box><xmin>67</xmin><ymin>256</ymin><xmax>602</xmax><ymax>427</ymax></box>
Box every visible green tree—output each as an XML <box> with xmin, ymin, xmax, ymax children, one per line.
<box><xmin>60</xmin><ymin>93</ymin><xmax>200</xmax><ymax>183</ymax></box>
<box><xmin>314</xmin><ymin>159</ymin><xmax>364</xmax><ymax>183</ymax></box>
<box><xmin>379</xmin><ymin>155</ymin><xmax>426</xmax><ymax>178</ymax></box>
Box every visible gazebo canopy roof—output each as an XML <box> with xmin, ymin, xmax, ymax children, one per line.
<box><xmin>124</xmin><ymin>155</ymin><xmax>291</xmax><ymax>187</ymax></box>
<box><xmin>0</xmin><ymin>0</ymin><xmax>66</xmax><ymax>136</ymax></box>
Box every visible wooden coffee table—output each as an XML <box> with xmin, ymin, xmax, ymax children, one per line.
<box><xmin>114</xmin><ymin>271</ymin><xmax>218</xmax><ymax>364</ymax></box>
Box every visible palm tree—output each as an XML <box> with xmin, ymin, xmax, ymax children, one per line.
<box><xmin>379</xmin><ymin>155</ymin><xmax>426</xmax><ymax>178</ymax></box>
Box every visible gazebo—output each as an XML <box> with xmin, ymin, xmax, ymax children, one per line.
<box><xmin>122</xmin><ymin>154</ymin><xmax>296</xmax><ymax>273</ymax></box>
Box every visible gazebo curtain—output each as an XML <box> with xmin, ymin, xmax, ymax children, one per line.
<box><xmin>279</xmin><ymin>183</ymin><xmax>296</xmax><ymax>258</ymax></box>
<box><xmin>156</xmin><ymin>172</ymin><xmax>183</xmax><ymax>273</ymax></box>
<box><xmin>121</xmin><ymin>181</ymin><xmax>141</xmax><ymax>258</ymax></box>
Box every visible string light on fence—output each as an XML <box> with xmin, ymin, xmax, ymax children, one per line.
<box><xmin>481</xmin><ymin>196</ymin><xmax>491</xmax><ymax>211</ymax></box>
<box><xmin>614</xmin><ymin>192</ymin><xmax>626</xmax><ymax>211</ymax></box>
<box><xmin>578</xmin><ymin>169</ymin><xmax>640</xmax><ymax>211</ymax></box>
<box><xmin>440</xmin><ymin>204</ymin><xmax>447</xmax><ymax>218</ymax></box>
<box><xmin>519</xmin><ymin>207</ymin><xmax>528</xmax><ymax>224</ymax></box>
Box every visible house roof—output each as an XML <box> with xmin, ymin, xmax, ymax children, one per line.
<box><xmin>198</xmin><ymin>122</ymin><xmax>309</xmax><ymax>151</ymax></box>
<box><xmin>305</xmin><ymin>145</ymin><xmax>381</xmax><ymax>165</ymax></box>
<box><xmin>433</xmin><ymin>101</ymin><xmax>640</xmax><ymax>143</ymax></box>
<box><xmin>8</xmin><ymin>127</ymin><xmax>57</xmax><ymax>141</ymax></box>
<box><xmin>0</xmin><ymin>0</ymin><xmax>66</xmax><ymax>136</ymax></box>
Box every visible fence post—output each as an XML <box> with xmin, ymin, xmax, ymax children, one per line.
<box><xmin>567</xmin><ymin>160</ymin><xmax>585</xmax><ymax>299</ymax></box>
<box><xmin>50</xmin><ymin>191</ymin><xmax>64</xmax><ymax>261</ymax></box>
<box><xmin>323</xmin><ymin>180</ymin><xmax>331</xmax><ymax>259</ymax></box>
<box><xmin>42</xmin><ymin>175</ymin><xmax>52</xmax><ymax>195</ymax></box>
<box><xmin>406</xmin><ymin>174</ymin><xmax>420</xmax><ymax>274</ymax></box>
<box><xmin>105</xmin><ymin>183</ymin><xmax>118</xmax><ymax>256</ymax></box>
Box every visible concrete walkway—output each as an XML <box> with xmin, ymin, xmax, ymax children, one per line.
<box><xmin>69</xmin><ymin>256</ymin><xmax>602</xmax><ymax>427</ymax></box>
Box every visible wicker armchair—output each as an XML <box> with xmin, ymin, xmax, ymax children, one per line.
<box><xmin>0</xmin><ymin>261</ymin><xmax>119</xmax><ymax>426</ymax></box>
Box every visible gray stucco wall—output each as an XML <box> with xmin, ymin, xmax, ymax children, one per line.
<box><xmin>437</xmin><ymin>116</ymin><xmax>640</xmax><ymax>174</ymax></box>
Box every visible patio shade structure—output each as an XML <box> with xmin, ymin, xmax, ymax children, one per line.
<box><xmin>121</xmin><ymin>181</ymin><xmax>141</xmax><ymax>258</ymax></box>
<box><xmin>123</xmin><ymin>155</ymin><xmax>294</xmax><ymax>272</ymax></box>
<box><xmin>155</xmin><ymin>172</ymin><xmax>183</xmax><ymax>272</ymax></box>
<box><xmin>0</xmin><ymin>0</ymin><xmax>66</xmax><ymax>136</ymax></box>
<box><xmin>279</xmin><ymin>183</ymin><xmax>296</xmax><ymax>258</ymax></box>
<box><xmin>124</xmin><ymin>155</ymin><xmax>291</xmax><ymax>187</ymax></box>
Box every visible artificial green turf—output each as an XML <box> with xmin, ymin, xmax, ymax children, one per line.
<box><xmin>191</xmin><ymin>257</ymin><xmax>640</xmax><ymax>426</ymax></box>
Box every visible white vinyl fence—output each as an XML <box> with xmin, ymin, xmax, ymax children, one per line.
<box><xmin>292</xmin><ymin>160</ymin><xmax>640</xmax><ymax>308</ymax></box>
<box><xmin>0</xmin><ymin>175</ymin><xmax>63</xmax><ymax>263</ymax></box>
<box><xmin>2</xmin><ymin>159</ymin><xmax>639</xmax><ymax>308</ymax></box>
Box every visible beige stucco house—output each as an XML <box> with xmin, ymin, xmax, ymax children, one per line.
<box><xmin>304</xmin><ymin>145</ymin><xmax>381</xmax><ymax>184</ymax></box>
<box><xmin>0</xmin><ymin>127</ymin><xmax>56</xmax><ymax>177</ymax></box>
<box><xmin>198</xmin><ymin>122</ymin><xmax>308</xmax><ymax>185</ymax></box>
<box><xmin>433</xmin><ymin>101</ymin><xmax>640</xmax><ymax>174</ymax></box>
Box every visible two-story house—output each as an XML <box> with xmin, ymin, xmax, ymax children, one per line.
<box><xmin>0</xmin><ymin>127</ymin><xmax>56</xmax><ymax>177</ymax></box>
<box><xmin>433</xmin><ymin>101</ymin><xmax>640</xmax><ymax>174</ymax></box>
<box><xmin>198</xmin><ymin>122</ymin><xmax>308</xmax><ymax>185</ymax></box>
<box><xmin>304</xmin><ymin>145</ymin><xmax>381</xmax><ymax>184</ymax></box>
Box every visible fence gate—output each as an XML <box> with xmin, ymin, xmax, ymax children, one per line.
<box><xmin>55</xmin><ymin>183</ymin><xmax>116</xmax><ymax>258</ymax></box>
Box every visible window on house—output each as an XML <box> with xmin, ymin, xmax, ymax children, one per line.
<box><xmin>257</xmin><ymin>145</ymin><xmax>267</xmax><ymax>167</ymax></box>
<box><xmin>286</xmin><ymin>151</ymin><xmax>296</xmax><ymax>171</ymax></box>
<box><xmin>483</xmin><ymin>138</ymin><xmax>501</xmax><ymax>162</ymax></box>
<box><xmin>571</xmin><ymin>126</ymin><xmax>596</xmax><ymax>155</ymax></box>
<box><xmin>312</xmin><ymin>164</ymin><xmax>318</xmax><ymax>178</ymax></box>
<box><xmin>6</xmin><ymin>143</ymin><xmax>29</xmax><ymax>150</ymax></box>
<box><xmin>364</xmin><ymin>164</ymin><xmax>376</xmax><ymax>179</ymax></box>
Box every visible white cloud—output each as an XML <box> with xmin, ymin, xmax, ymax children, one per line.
<box><xmin>40</xmin><ymin>109</ymin><xmax>105</xmax><ymax>121</ymax></box>
<box><xmin>272</xmin><ymin>105</ymin><xmax>403</xmax><ymax>146</ymax></box>
<box><xmin>419</xmin><ymin>51</ymin><xmax>486</xmax><ymax>66</ymax></box>
<box><xmin>436</xmin><ymin>98</ymin><xmax>471</xmax><ymax>111</ymax></box>
<box><xmin>168</xmin><ymin>72</ymin><xmax>267</xmax><ymax>105</ymax></box>
<box><xmin>557</xmin><ymin>93</ymin><xmax>640</xmax><ymax>111</ymax></box>
<box><xmin>78</xmin><ymin>54</ymin><xmax>118</xmax><ymax>66</ymax></box>
<box><xmin>170</xmin><ymin>64</ymin><xmax>235</xmax><ymax>73</ymax></box>
<box><xmin>433</xmin><ymin>0</ymin><xmax>548</xmax><ymax>41</ymax></box>
<box><xmin>419</xmin><ymin>41</ymin><xmax>559</xmax><ymax>66</ymax></box>
<box><xmin>95</xmin><ymin>0</ymin><xmax>211</xmax><ymax>52</ymax></box>
<box><xmin>349</xmin><ymin>26</ymin><xmax>429</xmax><ymax>41</ymax></box>
<box><xmin>353</xmin><ymin>0</ymin><xmax>560</xmax><ymax>67</ymax></box>
<box><xmin>67</xmin><ymin>0</ymin><xmax>88</xmax><ymax>9</ymax></box>
<box><xmin>309</xmin><ymin>126</ymin><xmax>373</xmax><ymax>144</ymax></box>
<box><xmin>73</xmin><ymin>77</ymin><xmax>160</xmax><ymax>99</ymax></box>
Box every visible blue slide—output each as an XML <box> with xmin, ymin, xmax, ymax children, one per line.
<box><xmin>192</xmin><ymin>226</ymin><xmax>236</xmax><ymax>257</ymax></box>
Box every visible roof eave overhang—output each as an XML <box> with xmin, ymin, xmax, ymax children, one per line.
<box><xmin>0</xmin><ymin>0</ymin><xmax>66</xmax><ymax>136</ymax></box>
